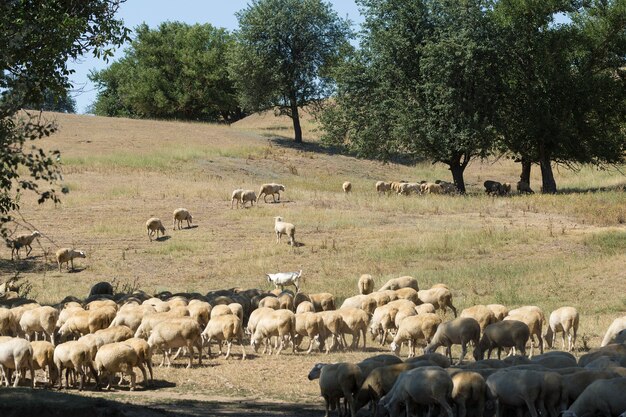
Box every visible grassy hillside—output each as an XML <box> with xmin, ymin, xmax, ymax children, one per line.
<box><xmin>1</xmin><ymin>111</ymin><xmax>625</xmax><ymax>409</ymax></box>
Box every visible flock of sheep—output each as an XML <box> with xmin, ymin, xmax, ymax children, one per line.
<box><xmin>1</xmin><ymin>272</ymin><xmax>625</xmax><ymax>417</ymax></box>
<box><xmin>2</xmin><ymin>177</ymin><xmax>625</xmax><ymax>417</ymax></box>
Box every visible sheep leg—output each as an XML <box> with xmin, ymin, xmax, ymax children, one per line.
<box><xmin>239</xmin><ymin>338</ymin><xmax>247</xmax><ymax>360</ymax></box>
<box><xmin>137</xmin><ymin>363</ymin><xmax>148</xmax><ymax>386</ymax></box>
<box><xmin>70</xmin><ymin>259</ymin><xmax>74</xmax><ymax>271</ymax></box>
<box><xmin>458</xmin><ymin>342</ymin><xmax>468</xmax><ymax>364</ymax></box>
<box><xmin>26</xmin><ymin>245</ymin><xmax>32</xmax><ymax>257</ymax></box>
<box><xmin>129</xmin><ymin>369</ymin><xmax>136</xmax><ymax>391</ymax></box>
<box><xmin>224</xmin><ymin>340</ymin><xmax>233</xmax><ymax>359</ymax></box>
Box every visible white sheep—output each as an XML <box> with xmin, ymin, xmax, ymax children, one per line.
<box><xmin>390</xmin><ymin>313</ymin><xmax>442</xmax><ymax>358</ymax></box>
<box><xmin>10</xmin><ymin>231</ymin><xmax>41</xmax><ymax>260</ymax></box>
<box><xmin>240</xmin><ymin>190</ymin><xmax>257</xmax><ymax>207</ymax></box>
<box><xmin>544</xmin><ymin>306</ymin><xmax>579</xmax><ymax>352</ymax></box>
<box><xmin>274</xmin><ymin>216</ymin><xmax>296</xmax><ymax>246</ymax></box>
<box><xmin>250</xmin><ymin>309</ymin><xmax>296</xmax><ymax>355</ymax></box>
<box><xmin>601</xmin><ymin>315</ymin><xmax>626</xmax><ymax>347</ymax></box>
<box><xmin>375</xmin><ymin>181</ymin><xmax>391</xmax><ymax>195</ymax></box>
<box><xmin>314</xmin><ymin>362</ymin><xmax>363</xmax><ymax>417</ymax></box>
<box><xmin>342</xmin><ymin>181</ymin><xmax>352</xmax><ymax>193</ymax></box>
<box><xmin>94</xmin><ymin>342</ymin><xmax>145</xmax><ymax>391</ymax></box>
<box><xmin>357</xmin><ymin>274</ymin><xmax>374</xmax><ymax>295</ymax></box>
<box><xmin>230</xmin><ymin>188</ymin><xmax>244</xmax><ymax>209</ymax></box>
<box><xmin>145</xmin><ymin>217</ymin><xmax>166</xmax><ymax>241</ymax></box>
<box><xmin>172</xmin><ymin>208</ymin><xmax>193</xmax><ymax>230</ymax></box>
<box><xmin>53</xmin><ymin>340</ymin><xmax>99</xmax><ymax>390</ymax></box>
<box><xmin>294</xmin><ymin>312</ymin><xmax>324</xmax><ymax>354</ymax></box>
<box><xmin>19</xmin><ymin>305</ymin><xmax>59</xmax><ymax>345</ymax></box>
<box><xmin>379</xmin><ymin>276</ymin><xmax>418</xmax><ymax>292</ymax></box>
<box><xmin>201</xmin><ymin>314</ymin><xmax>246</xmax><ymax>360</ymax></box>
<box><xmin>55</xmin><ymin>247</ymin><xmax>86</xmax><ymax>272</ymax></box>
<box><xmin>258</xmin><ymin>183</ymin><xmax>285</xmax><ymax>203</ymax></box>
<box><xmin>0</xmin><ymin>337</ymin><xmax>35</xmax><ymax>387</ymax></box>
<box><xmin>147</xmin><ymin>318</ymin><xmax>202</xmax><ymax>368</ymax></box>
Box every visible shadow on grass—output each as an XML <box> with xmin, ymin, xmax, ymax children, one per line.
<box><xmin>556</xmin><ymin>183</ymin><xmax>626</xmax><ymax>195</ymax></box>
<box><xmin>0</xmin><ymin>257</ymin><xmax>44</xmax><ymax>275</ymax></box>
<box><xmin>155</xmin><ymin>236</ymin><xmax>171</xmax><ymax>242</ymax></box>
<box><xmin>268</xmin><ymin>136</ymin><xmax>419</xmax><ymax>166</ymax></box>
<box><xmin>0</xmin><ymin>388</ymin><xmax>323</xmax><ymax>417</ymax></box>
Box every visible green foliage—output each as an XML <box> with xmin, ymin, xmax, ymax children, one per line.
<box><xmin>322</xmin><ymin>0</ymin><xmax>501</xmax><ymax>192</ymax></box>
<box><xmin>0</xmin><ymin>0</ymin><xmax>129</xmax><ymax>237</ymax></box>
<box><xmin>22</xmin><ymin>88</ymin><xmax>77</xmax><ymax>113</ymax></box>
<box><xmin>90</xmin><ymin>22</ymin><xmax>242</xmax><ymax>122</ymax></box>
<box><xmin>229</xmin><ymin>0</ymin><xmax>352</xmax><ymax>142</ymax></box>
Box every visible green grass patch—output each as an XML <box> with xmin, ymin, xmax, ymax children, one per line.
<box><xmin>145</xmin><ymin>240</ymin><xmax>205</xmax><ymax>256</ymax></box>
<box><xmin>584</xmin><ymin>231</ymin><xmax>626</xmax><ymax>254</ymax></box>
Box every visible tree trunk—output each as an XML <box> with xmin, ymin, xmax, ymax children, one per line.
<box><xmin>449</xmin><ymin>153</ymin><xmax>469</xmax><ymax>194</ymax></box>
<box><xmin>520</xmin><ymin>158</ymin><xmax>531</xmax><ymax>186</ymax></box>
<box><xmin>539</xmin><ymin>145</ymin><xmax>557</xmax><ymax>194</ymax></box>
<box><xmin>290</xmin><ymin>96</ymin><xmax>302</xmax><ymax>143</ymax></box>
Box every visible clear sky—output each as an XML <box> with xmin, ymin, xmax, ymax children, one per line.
<box><xmin>69</xmin><ymin>0</ymin><xmax>363</xmax><ymax>113</ymax></box>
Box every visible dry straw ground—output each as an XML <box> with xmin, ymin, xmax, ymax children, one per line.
<box><xmin>1</xmin><ymin>110</ymin><xmax>625</xmax><ymax>415</ymax></box>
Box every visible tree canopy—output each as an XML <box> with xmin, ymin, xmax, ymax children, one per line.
<box><xmin>90</xmin><ymin>22</ymin><xmax>242</xmax><ymax>123</ymax></box>
<box><xmin>322</xmin><ymin>0</ymin><xmax>625</xmax><ymax>192</ymax></box>
<box><xmin>0</xmin><ymin>0</ymin><xmax>128</xmax><ymax>237</ymax></box>
<box><xmin>229</xmin><ymin>0</ymin><xmax>353</xmax><ymax>143</ymax></box>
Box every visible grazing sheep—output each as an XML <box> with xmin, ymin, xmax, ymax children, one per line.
<box><xmin>484</xmin><ymin>180</ymin><xmax>510</xmax><ymax>196</ymax></box>
<box><xmin>309</xmin><ymin>293</ymin><xmax>336</xmax><ymax>312</ymax></box>
<box><xmin>487</xmin><ymin>304</ymin><xmax>509</xmax><ymax>321</ymax></box>
<box><xmin>258</xmin><ymin>183</ymin><xmax>285</xmax><ymax>203</ymax></box>
<box><xmin>418</xmin><ymin>286</ymin><xmax>457</xmax><ymax>317</ymax></box>
<box><xmin>378</xmin><ymin>276</ymin><xmax>418</xmax><ymax>292</ymax></box>
<box><xmin>0</xmin><ymin>308</ymin><xmax>17</xmax><ymax>336</ymax></box>
<box><xmin>250</xmin><ymin>309</ymin><xmax>296</xmax><ymax>355</ymax></box>
<box><xmin>451</xmin><ymin>371</ymin><xmax>486</xmax><ymax>417</ymax></box>
<box><xmin>379</xmin><ymin>366</ymin><xmax>454</xmax><ymax>417</ymax></box>
<box><xmin>53</xmin><ymin>340</ymin><xmax>99</xmax><ymax>390</ymax></box>
<box><xmin>55</xmin><ymin>248</ymin><xmax>86</xmax><ymax>272</ymax></box>
<box><xmin>486</xmin><ymin>370</ymin><xmax>544</xmax><ymax>417</ymax></box>
<box><xmin>337</xmin><ymin>308</ymin><xmax>369</xmax><ymax>351</ymax></box>
<box><xmin>94</xmin><ymin>342</ymin><xmax>141</xmax><ymax>390</ymax></box>
<box><xmin>601</xmin><ymin>316</ymin><xmax>626</xmax><ymax>347</ymax></box>
<box><xmin>109</xmin><ymin>306</ymin><xmax>144</xmax><ymax>332</ymax></box>
<box><xmin>376</xmin><ymin>181</ymin><xmax>391</xmax><ymax>195</ymax></box>
<box><xmin>94</xmin><ymin>326</ymin><xmax>134</xmax><ymax>344</ymax></box>
<box><xmin>461</xmin><ymin>305</ymin><xmax>497</xmax><ymax>333</ymax></box>
<box><xmin>423</xmin><ymin>182</ymin><xmax>443</xmax><ymax>194</ymax></box>
<box><xmin>390</xmin><ymin>313</ymin><xmax>442</xmax><ymax>358</ymax></box>
<box><xmin>146</xmin><ymin>217</ymin><xmax>166</xmax><ymax>241</ymax></box>
<box><xmin>30</xmin><ymin>340</ymin><xmax>56</xmax><ymax>385</ymax></box>
<box><xmin>474</xmin><ymin>320</ymin><xmax>531</xmax><ymax>360</ymax></box>
<box><xmin>172</xmin><ymin>208</ymin><xmax>193</xmax><ymax>230</ymax></box>
<box><xmin>358</xmin><ymin>274</ymin><xmax>374</xmax><ymax>295</ymax></box>
<box><xmin>19</xmin><ymin>305</ymin><xmax>58</xmax><ymax>345</ymax></box>
<box><xmin>88</xmin><ymin>306</ymin><xmax>117</xmax><ymax>333</ymax></box>
<box><xmin>369</xmin><ymin>290</ymin><xmax>395</xmax><ymax>307</ymax></box>
<box><xmin>294</xmin><ymin>312</ymin><xmax>324</xmax><ymax>354</ymax></box>
<box><xmin>122</xmin><ymin>337</ymin><xmax>153</xmax><ymax>385</ymax></box>
<box><xmin>258</xmin><ymin>296</ymin><xmax>280</xmax><ymax>310</ymax></box>
<box><xmin>240</xmin><ymin>190</ymin><xmax>257</xmax><ymax>207</ymax></box>
<box><xmin>245</xmin><ymin>307</ymin><xmax>274</xmax><ymax>337</ymax></box>
<box><xmin>317</xmin><ymin>311</ymin><xmax>345</xmax><ymax>353</ymax></box>
<box><xmin>0</xmin><ymin>337</ymin><xmax>35</xmax><ymax>387</ymax></box>
<box><xmin>147</xmin><ymin>318</ymin><xmax>202</xmax><ymax>368</ymax></box>
<box><xmin>506</xmin><ymin>307</ymin><xmax>544</xmax><ymax>356</ymax></box>
<box><xmin>517</xmin><ymin>180</ymin><xmax>535</xmax><ymax>194</ymax></box>
<box><xmin>312</xmin><ymin>362</ymin><xmax>363</xmax><ymax>417</ymax></box>
<box><xmin>544</xmin><ymin>306</ymin><xmax>579</xmax><ymax>352</ymax></box>
<box><xmin>369</xmin><ymin>304</ymin><xmax>399</xmax><ymax>346</ymax></box>
<box><xmin>394</xmin><ymin>288</ymin><xmax>419</xmax><ymax>305</ymax></box>
<box><xmin>296</xmin><ymin>301</ymin><xmax>316</xmax><ymax>314</ymax></box>
<box><xmin>10</xmin><ymin>231</ymin><xmax>41</xmax><ymax>259</ymax></box>
<box><xmin>342</xmin><ymin>181</ymin><xmax>352</xmax><ymax>193</ymax></box>
<box><xmin>340</xmin><ymin>295</ymin><xmax>377</xmax><ymax>316</ymax></box>
<box><xmin>201</xmin><ymin>314</ymin><xmax>246</xmax><ymax>360</ymax></box>
<box><xmin>354</xmin><ymin>362</ymin><xmax>427</xmax><ymax>416</ymax></box>
<box><xmin>134</xmin><ymin>308</ymin><xmax>190</xmax><ymax>339</ymax></box>
<box><xmin>58</xmin><ymin>310</ymin><xmax>91</xmax><ymax>340</ymax></box>
<box><xmin>561</xmin><ymin>370</ymin><xmax>621</xmax><ymax>406</ymax></box>
<box><xmin>274</xmin><ymin>216</ymin><xmax>296</xmax><ymax>245</ymax></box>
<box><xmin>425</xmin><ymin>317</ymin><xmax>481</xmax><ymax>364</ymax></box>
<box><xmin>415</xmin><ymin>303</ymin><xmax>436</xmax><ymax>315</ymax></box>
<box><xmin>230</xmin><ymin>188</ymin><xmax>244</xmax><ymax>209</ymax></box>
<box><xmin>578</xmin><ymin>343</ymin><xmax>626</xmax><ymax>367</ymax></box>
<box><xmin>530</xmin><ymin>352</ymin><xmax>578</xmax><ymax>369</ymax></box>
<box><xmin>562</xmin><ymin>377</ymin><xmax>626</xmax><ymax>417</ymax></box>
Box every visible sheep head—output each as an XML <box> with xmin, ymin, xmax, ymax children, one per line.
<box><xmin>274</xmin><ymin>216</ymin><xmax>283</xmax><ymax>222</ymax></box>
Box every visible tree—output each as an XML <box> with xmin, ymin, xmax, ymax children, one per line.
<box><xmin>90</xmin><ymin>22</ymin><xmax>243</xmax><ymax>122</ymax></box>
<box><xmin>0</xmin><ymin>0</ymin><xmax>129</xmax><ymax>237</ymax></box>
<box><xmin>229</xmin><ymin>0</ymin><xmax>352</xmax><ymax>143</ymax></box>
<box><xmin>322</xmin><ymin>0</ymin><xmax>501</xmax><ymax>192</ymax></box>
<box><xmin>23</xmin><ymin>88</ymin><xmax>77</xmax><ymax>113</ymax></box>
<box><xmin>493</xmin><ymin>0</ymin><xmax>626</xmax><ymax>193</ymax></box>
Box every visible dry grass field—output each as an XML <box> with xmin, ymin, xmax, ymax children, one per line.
<box><xmin>1</xmin><ymin>110</ymin><xmax>625</xmax><ymax>415</ymax></box>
